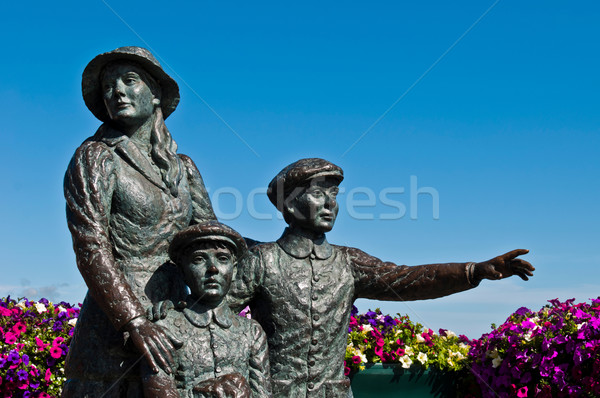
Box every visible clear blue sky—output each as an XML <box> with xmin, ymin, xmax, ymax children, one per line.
<box><xmin>1</xmin><ymin>1</ymin><xmax>599</xmax><ymax>337</ymax></box>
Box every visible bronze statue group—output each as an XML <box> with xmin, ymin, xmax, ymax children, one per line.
<box><xmin>62</xmin><ymin>47</ymin><xmax>534</xmax><ymax>398</ymax></box>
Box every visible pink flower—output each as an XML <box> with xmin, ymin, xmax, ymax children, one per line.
<box><xmin>35</xmin><ymin>336</ymin><xmax>49</xmax><ymax>351</ymax></box>
<box><xmin>44</xmin><ymin>368</ymin><xmax>52</xmax><ymax>382</ymax></box>
<box><xmin>50</xmin><ymin>346</ymin><xmax>62</xmax><ymax>359</ymax></box>
<box><xmin>4</xmin><ymin>332</ymin><xmax>17</xmax><ymax>344</ymax></box>
<box><xmin>12</xmin><ymin>322</ymin><xmax>26</xmax><ymax>335</ymax></box>
<box><xmin>516</xmin><ymin>386</ymin><xmax>528</xmax><ymax>397</ymax></box>
<box><xmin>52</xmin><ymin>336</ymin><xmax>65</xmax><ymax>346</ymax></box>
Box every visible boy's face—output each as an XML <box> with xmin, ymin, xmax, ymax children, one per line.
<box><xmin>180</xmin><ymin>244</ymin><xmax>235</xmax><ymax>304</ymax></box>
<box><xmin>287</xmin><ymin>177</ymin><xmax>340</xmax><ymax>233</ymax></box>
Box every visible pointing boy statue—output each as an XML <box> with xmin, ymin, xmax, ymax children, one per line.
<box><xmin>145</xmin><ymin>221</ymin><xmax>271</xmax><ymax>398</ymax></box>
<box><xmin>229</xmin><ymin>158</ymin><xmax>534</xmax><ymax>397</ymax></box>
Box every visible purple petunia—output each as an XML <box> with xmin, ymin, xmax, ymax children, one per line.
<box><xmin>7</xmin><ymin>350</ymin><xmax>20</xmax><ymax>364</ymax></box>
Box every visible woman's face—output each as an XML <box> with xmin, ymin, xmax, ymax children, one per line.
<box><xmin>101</xmin><ymin>62</ymin><xmax>157</xmax><ymax>127</ymax></box>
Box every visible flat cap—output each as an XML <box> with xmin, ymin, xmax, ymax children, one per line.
<box><xmin>169</xmin><ymin>221</ymin><xmax>247</xmax><ymax>265</ymax></box>
<box><xmin>267</xmin><ymin>158</ymin><xmax>344</xmax><ymax>211</ymax></box>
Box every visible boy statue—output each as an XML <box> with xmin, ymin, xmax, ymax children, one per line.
<box><xmin>229</xmin><ymin>158</ymin><xmax>534</xmax><ymax>397</ymax></box>
<box><xmin>144</xmin><ymin>221</ymin><xmax>271</xmax><ymax>398</ymax></box>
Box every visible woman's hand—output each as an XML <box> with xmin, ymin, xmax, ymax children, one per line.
<box><xmin>123</xmin><ymin>316</ymin><xmax>182</xmax><ymax>374</ymax></box>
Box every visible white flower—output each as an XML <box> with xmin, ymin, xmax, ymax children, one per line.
<box><xmin>445</xmin><ymin>330</ymin><xmax>457</xmax><ymax>338</ymax></box>
<box><xmin>362</xmin><ymin>324</ymin><xmax>373</xmax><ymax>333</ymax></box>
<box><xmin>404</xmin><ymin>346</ymin><xmax>414</xmax><ymax>356</ymax></box>
<box><xmin>358</xmin><ymin>352</ymin><xmax>367</xmax><ymax>363</ymax></box>
<box><xmin>523</xmin><ymin>331</ymin><xmax>533</xmax><ymax>341</ymax></box>
<box><xmin>458</xmin><ymin>343</ymin><xmax>470</xmax><ymax>351</ymax></box>
<box><xmin>416</xmin><ymin>352</ymin><xmax>428</xmax><ymax>364</ymax></box>
<box><xmin>35</xmin><ymin>303</ymin><xmax>47</xmax><ymax>313</ymax></box>
<box><xmin>492</xmin><ymin>356</ymin><xmax>503</xmax><ymax>368</ymax></box>
<box><xmin>453</xmin><ymin>351</ymin><xmax>465</xmax><ymax>360</ymax></box>
<box><xmin>16</xmin><ymin>302</ymin><xmax>27</xmax><ymax>310</ymax></box>
<box><xmin>68</xmin><ymin>318</ymin><xmax>77</xmax><ymax>327</ymax></box>
<box><xmin>416</xmin><ymin>334</ymin><xmax>426</xmax><ymax>343</ymax></box>
<box><xmin>376</xmin><ymin>314</ymin><xmax>385</xmax><ymax>322</ymax></box>
<box><xmin>400</xmin><ymin>355</ymin><xmax>413</xmax><ymax>369</ymax></box>
<box><xmin>57</xmin><ymin>305</ymin><xmax>67</xmax><ymax>313</ymax></box>
<box><xmin>447</xmin><ymin>358</ymin><xmax>454</xmax><ymax>367</ymax></box>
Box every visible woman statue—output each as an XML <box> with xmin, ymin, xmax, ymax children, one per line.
<box><xmin>62</xmin><ymin>47</ymin><xmax>216</xmax><ymax>397</ymax></box>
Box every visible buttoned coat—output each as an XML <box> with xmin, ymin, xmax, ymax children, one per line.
<box><xmin>230</xmin><ymin>228</ymin><xmax>478</xmax><ymax>398</ymax></box>
<box><xmin>154</xmin><ymin>300</ymin><xmax>271</xmax><ymax>397</ymax></box>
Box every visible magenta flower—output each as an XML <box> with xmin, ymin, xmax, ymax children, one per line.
<box><xmin>4</xmin><ymin>331</ymin><xmax>17</xmax><ymax>344</ymax></box>
<box><xmin>49</xmin><ymin>345</ymin><xmax>62</xmax><ymax>359</ymax></box>
<box><xmin>12</xmin><ymin>321</ymin><xmax>27</xmax><ymax>334</ymax></box>
<box><xmin>44</xmin><ymin>368</ymin><xmax>52</xmax><ymax>382</ymax></box>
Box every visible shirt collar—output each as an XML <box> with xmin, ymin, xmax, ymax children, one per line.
<box><xmin>276</xmin><ymin>227</ymin><xmax>333</xmax><ymax>260</ymax></box>
<box><xmin>182</xmin><ymin>297</ymin><xmax>234</xmax><ymax>329</ymax></box>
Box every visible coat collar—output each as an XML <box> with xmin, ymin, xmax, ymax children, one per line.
<box><xmin>277</xmin><ymin>227</ymin><xmax>333</xmax><ymax>260</ymax></box>
<box><xmin>182</xmin><ymin>297</ymin><xmax>234</xmax><ymax>329</ymax></box>
<box><xmin>94</xmin><ymin>124</ymin><xmax>167</xmax><ymax>192</ymax></box>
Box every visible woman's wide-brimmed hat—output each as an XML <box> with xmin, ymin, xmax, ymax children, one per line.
<box><xmin>82</xmin><ymin>46</ymin><xmax>180</xmax><ymax>122</ymax></box>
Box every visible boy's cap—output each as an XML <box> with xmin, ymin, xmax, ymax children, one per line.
<box><xmin>267</xmin><ymin>158</ymin><xmax>344</xmax><ymax>211</ymax></box>
<box><xmin>169</xmin><ymin>221</ymin><xmax>247</xmax><ymax>264</ymax></box>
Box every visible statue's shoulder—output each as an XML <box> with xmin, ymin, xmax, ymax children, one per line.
<box><xmin>251</xmin><ymin>241</ymin><xmax>279</xmax><ymax>256</ymax></box>
<box><xmin>233</xmin><ymin>315</ymin><xmax>266</xmax><ymax>339</ymax></box>
<box><xmin>67</xmin><ymin>138</ymin><xmax>116</xmax><ymax>176</ymax></box>
<box><xmin>177</xmin><ymin>153</ymin><xmax>200</xmax><ymax>172</ymax></box>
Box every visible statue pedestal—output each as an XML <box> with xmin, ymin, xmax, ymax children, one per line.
<box><xmin>350</xmin><ymin>364</ymin><xmax>457</xmax><ymax>398</ymax></box>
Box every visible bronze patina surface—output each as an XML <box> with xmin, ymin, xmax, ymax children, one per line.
<box><xmin>229</xmin><ymin>158</ymin><xmax>534</xmax><ymax>398</ymax></box>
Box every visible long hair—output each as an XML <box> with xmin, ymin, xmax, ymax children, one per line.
<box><xmin>150</xmin><ymin>106</ymin><xmax>182</xmax><ymax>197</ymax></box>
<box><xmin>99</xmin><ymin>61</ymin><xmax>183</xmax><ymax>196</ymax></box>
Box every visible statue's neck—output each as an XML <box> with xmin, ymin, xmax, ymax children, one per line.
<box><xmin>288</xmin><ymin>225</ymin><xmax>325</xmax><ymax>241</ymax></box>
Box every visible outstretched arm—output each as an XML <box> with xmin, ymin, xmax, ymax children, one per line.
<box><xmin>350</xmin><ymin>247</ymin><xmax>533</xmax><ymax>302</ymax></box>
<box><xmin>349</xmin><ymin>246</ymin><xmax>477</xmax><ymax>301</ymax></box>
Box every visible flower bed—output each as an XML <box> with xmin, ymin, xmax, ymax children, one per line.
<box><xmin>469</xmin><ymin>298</ymin><xmax>600</xmax><ymax>397</ymax></box>
<box><xmin>0</xmin><ymin>297</ymin><xmax>79</xmax><ymax>398</ymax></box>
<box><xmin>4</xmin><ymin>297</ymin><xmax>600</xmax><ymax>397</ymax></box>
<box><xmin>345</xmin><ymin>306</ymin><xmax>472</xmax><ymax>375</ymax></box>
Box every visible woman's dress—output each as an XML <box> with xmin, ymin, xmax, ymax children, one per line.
<box><xmin>62</xmin><ymin>125</ymin><xmax>215</xmax><ymax>397</ymax></box>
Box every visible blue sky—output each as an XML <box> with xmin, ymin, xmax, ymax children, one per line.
<box><xmin>1</xmin><ymin>1</ymin><xmax>599</xmax><ymax>337</ymax></box>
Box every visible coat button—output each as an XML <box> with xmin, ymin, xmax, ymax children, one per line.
<box><xmin>312</xmin><ymin>314</ymin><xmax>320</xmax><ymax>321</ymax></box>
<box><xmin>312</xmin><ymin>294</ymin><xmax>318</xmax><ymax>301</ymax></box>
<box><xmin>311</xmin><ymin>339</ymin><xmax>318</xmax><ymax>345</ymax></box>
<box><xmin>209</xmin><ymin>324</ymin><xmax>215</xmax><ymax>330</ymax></box>
<box><xmin>308</xmin><ymin>359</ymin><xmax>315</xmax><ymax>366</ymax></box>
<box><xmin>313</xmin><ymin>275</ymin><xmax>320</xmax><ymax>282</ymax></box>
<box><xmin>215</xmin><ymin>366</ymin><xmax>222</xmax><ymax>373</ymax></box>
<box><xmin>307</xmin><ymin>382</ymin><xmax>314</xmax><ymax>389</ymax></box>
